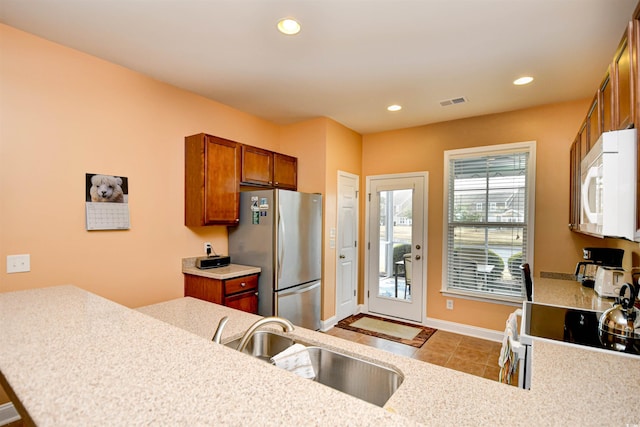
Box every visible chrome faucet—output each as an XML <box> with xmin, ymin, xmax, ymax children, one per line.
<box><xmin>236</xmin><ymin>316</ymin><xmax>295</xmax><ymax>353</ymax></box>
<box><xmin>212</xmin><ymin>316</ymin><xmax>229</xmax><ymax>344</ymax></box>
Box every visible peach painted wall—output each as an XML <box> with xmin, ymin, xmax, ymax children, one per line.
<box><xmin>279</xmin><ymin>117</ymin><xmax>362</xmax><ymax>320</ymax></box>
<box><xmin>0</xmin><ymin>23</ymin><xmax>285</xmax><ymax>309</ymax></box>
<box><xmin>323</xmin><ymin>120</ymin><xmax>363</xmax><ymax>319</ymax></box>
<box><xmin>361</xmin><ymin>99</ymin><xmax>640</xmax><ymax>331</ymax></box>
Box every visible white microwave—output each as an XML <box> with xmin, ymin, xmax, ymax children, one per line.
<box><xmin>579</xmin><ymin>128</ymin><xmax>637</xmax><ymax>240</ymax></box>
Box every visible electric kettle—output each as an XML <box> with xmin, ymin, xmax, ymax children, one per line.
<box><xmin>598</xmin><ymin>282</ymin><xmax>640</xmax><ymax>351</ymax></box>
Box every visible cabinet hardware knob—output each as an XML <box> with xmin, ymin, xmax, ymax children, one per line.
<box><xmin>415</xmin><ymin>244</ymin><xmax>421</xmax><ymax>250</ymax></box>
<box><xmin>415</xmin><ymin>255</ymin><xmax>421</xmax><ymax>260</ymax></box>
<box><xmin>339</xmin><ymin>255</ymin><xmax>346</xmax><ymax>259</ymax></box>
<box><xmin>241</xmin><ymin>282</ymin><xmax>246</xmax><ymax>287</ymax></box>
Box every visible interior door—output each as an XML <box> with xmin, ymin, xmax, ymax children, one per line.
<box><xmin>366</xmin><ymin>173</ymin><xmax>427</xmax><ymax>323</ymax></box>
<box><xmin>336</xmin><ymin>171</ymin><xmax>359</xmax><ymax>322</ymax></box>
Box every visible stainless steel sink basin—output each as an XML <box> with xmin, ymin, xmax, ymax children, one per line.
<box><xmin>225</xmin><ymin>331</ymin><xmax>403</xmax><ymax>407</ymax></box>
<box><xmin>306</xmin><ymin>346</ymin><xmax>403</xmax><ymax>407</ymax></box>
<box><xmin>224</xmin><ymin>331</ymin><xmax>295</xmax><ymax>362</ymax></box>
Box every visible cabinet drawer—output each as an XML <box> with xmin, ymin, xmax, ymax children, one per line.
<box><xmin>224</xmin><ymin>274</ymin><xmax>258</xmax><ymax>295</ymax></box>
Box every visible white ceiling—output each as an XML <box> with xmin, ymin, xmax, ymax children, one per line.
<box><xmin>1</xmin><ymin>0</ymin><xmax>637</xmax><ymax>134</ymax></box>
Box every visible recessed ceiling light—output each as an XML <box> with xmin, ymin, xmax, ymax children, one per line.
<box><xmin>513</xmin><ymin>76</ymin><xmax>534</xmax><ymax>86</ymax></box>
<box><xmin>277</xmin><ymin>18</ymin><xmax>301</xmax><ymax>35</ymax></box>
<box><xmin>387</xmin><ymin>104</ymin><xmax>402</xmax><ymax>112</ymax></box>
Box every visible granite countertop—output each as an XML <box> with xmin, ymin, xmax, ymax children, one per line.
<box><xmin>2</xmin><ymin>284</ymin><xmax>639</xmax><ymax>425</ymax></box>
<box><xmin>533</xmin><ymin>276</ymin><xmax>615</xmax><ymax>311</ymax></box>
<box><xmin>182</xmin><ymin>257</ymin><xmax>260</xmax><ymax>280</ymax></box>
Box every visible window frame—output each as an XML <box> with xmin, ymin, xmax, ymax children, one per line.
<box><xmin>441</xmin><ymin>141</ymin><xmax>536</xmax><ymax>305</ymax></box>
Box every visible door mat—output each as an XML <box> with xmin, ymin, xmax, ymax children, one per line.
<box><xmin>336</xmin><ymin>314</ymin><xmax>437</xmax><ymax>348</ymax></box>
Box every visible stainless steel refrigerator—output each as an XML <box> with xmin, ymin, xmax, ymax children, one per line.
<box><xmin>228</xmin><ymin>189</ymin><xmax>322</xmax><ymax>330</ymax></box>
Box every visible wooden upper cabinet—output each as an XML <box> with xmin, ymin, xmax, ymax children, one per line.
<box><xmin>185</xmin><ymin>134</ymin><xmax>240</xmax><ymax>226</ymax></box>
<box><xmin>240</xmin><ymin>144</ymin><xmax>298</xmax><ymax>190</ymax></box>
<box><xmin>241</xmin><ymin>145</ymin><xmax>273</xmax><ymax>186</ymax></box>
<box><xmin>600</xmin><ymin>71</ymin><xmax>614</xmax><ymax>133</ymax></box>
<box><xmin>578</xmin><ymin>120</ymin><xmax>589</xmax><ymax>160</ymax></box>
<box><xmin>568</xmin><ymin>138</ymin><xmax>581</xmax><ymax>230</ymax></box>
<box><xmin>273</xmin><ymin>153</ymin><xmax>297</xmax><ymax>190</ymax></box>
<box><xmin>613</xmin><ymin>21</ymin><xmax>635</xmax><ymax>130</ymax></box>
<box><xmin>586</xmin><ymin>94</ymin><xmax>601</xmax><ymax>149</ymax></box>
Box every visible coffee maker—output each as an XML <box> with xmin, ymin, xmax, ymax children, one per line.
<box><xmin>575</xmin><ymin>247</ymin><xmax>624</xmax><ymax>288</ymax></box>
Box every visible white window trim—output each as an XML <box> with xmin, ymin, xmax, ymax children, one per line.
<box><xmin>441</xmin><ymin>141</ymin><xmax>536</xmax><ymax>304</ymax></box>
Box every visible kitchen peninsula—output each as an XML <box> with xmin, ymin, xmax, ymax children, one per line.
<box><xmin>1</xmin><ymin>285</ymin><xmax>639</xmax><ymax>425</ymax></box>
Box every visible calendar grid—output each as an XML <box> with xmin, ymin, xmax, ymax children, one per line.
<box><xmin>86</xmin><ymin>202</ymin><xmax>130</xmax><ymax>230</ymax></box>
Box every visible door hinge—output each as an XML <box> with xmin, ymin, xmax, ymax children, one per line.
<box><xmin>354</xmin><ymin>240</ymin><xmax>357</xmax><ymax>248</ymax></box>
<box><xmin>355</xmin><ymin>190</ymin><xmax>359</xmax><ymax>199</ymax></box>
<box><xmin>367</xmin><ymin>242</ymin><xmax>370</xmax><ymax>250</ymax></box>
<box><xmin>353</xmin><ymin>290</ymin><xmax>356</xmax><ymax>297</ymax></box>
<box><xmin>367</xmin><ymin>290</ymin><xmax>370</xmax><ymax>298</ymax></box>
<box><xmin>368</xmin><ymin>193</ymin><xmax>371</xmax><ymax>201</ymax></box>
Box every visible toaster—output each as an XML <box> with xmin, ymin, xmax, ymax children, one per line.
<box><xmin>594</xmin><ymin>266</ymin><xmax>625</xmax><ymax>298</ymax></box>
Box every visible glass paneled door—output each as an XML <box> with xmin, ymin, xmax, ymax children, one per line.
<box><xmin>367</xmin><ymin>173</ymin><xmax>427</xmax><ymax>323</ymax></box>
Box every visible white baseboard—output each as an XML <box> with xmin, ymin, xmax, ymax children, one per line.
<box><xmin>423</xmin><ymin>317</ymin><xmax>503</xmax><ymax>342</ymax></box>
<box><xmin>320</xmin><ymin>315</ymin><xmax>336</xmax><ymax>332</ymax></box>
<box><xmin>0</xmin><ymin>402</ymin><xmax>20</xmax><ymax>426</ymax></box>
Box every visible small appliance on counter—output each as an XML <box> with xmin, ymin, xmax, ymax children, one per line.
<box><xmin>575</xmin><ymin>247</ymin><xmax>624</xmax><ymax>288</ymax></box>
<box><xmin>196</xmin><ymin>255</ymin><xmax>231</xmax><ymax>269</ymax></box>
<box><xmin>594</xmin><ymin>266</ymin><xmax>625</xmax><ymax>298</ymax></box>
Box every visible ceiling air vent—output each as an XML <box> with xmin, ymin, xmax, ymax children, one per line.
<box><xmin>439</xmin><ymin>96</ymin><xmax>469</xmax><ymax>107</ymax></box>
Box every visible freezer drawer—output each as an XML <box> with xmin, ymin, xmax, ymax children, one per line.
<box><xmin>275</xmin><ymin>281</ymin><xmax>321</xmax><ymax>331</ymax></box>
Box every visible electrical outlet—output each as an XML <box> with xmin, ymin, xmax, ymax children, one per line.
<box><xmin>446</xmin><ymin>299</ymin><xmax>454</xmax><ymax>310</ymax></box>
<box><xmin>204</xmin><ymin>242</ymin><xmax>212</xmax><ymax>254</ymax></box>
<box><xmin>7</xmin><ymin>254</ymin><xmax>30</xmax><ymax>273</ymax></box>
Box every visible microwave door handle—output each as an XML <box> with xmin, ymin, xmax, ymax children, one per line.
<box><xmin>581</xmin><ymin>166</ymin><xmax>599</xmax><ymax>224</ymax></box>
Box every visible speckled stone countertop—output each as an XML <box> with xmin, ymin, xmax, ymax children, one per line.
<box><xmin>2</xmin><ymin>285</ymin><xmax>640</xmax><ymax>425</ymax></box>
<box><xmin>533</xmin><ymin>276</ymin><xmax>615</xmax><ymax>311</ymax></box>
<box><xmin>0</xmin><ymin>286</ymin><xmax>411</xmax><ymax>426</ymax></box>
<box><xmin>138</xmin><ymin>296</ymin><xmax>640</xmax><ymax>426</ymax></box>
<box><xmin>182</xmin><ymin>257</ymin><xmax>260</xmax><ymax>280</ymax></box>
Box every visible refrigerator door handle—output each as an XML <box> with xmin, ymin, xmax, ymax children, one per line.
<box><xmin>277</xmin><ymin>281</ymin><xmax>321</xmax><ymax>298</ymax></box>
<box><xmin>277</xmin><ymin>203</ymin><xmax>285</xmax><ymax>281</ymax></box>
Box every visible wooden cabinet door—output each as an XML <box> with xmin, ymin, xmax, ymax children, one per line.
<box><xmin>205</xmin><ymin>137</ymin><xmax>241</xmax><ymax>225</ymax></box>
<box><xmin>225</xmin><ymin>291</ymin><xmax>258</xmax><ymax>314</ymax></box>
<box><xmin>185</xmin><ymin>134</ymin><xmax>240</xmax><ymax>226</ymax></box>
<box><xmin>273</xmin><ymin>153</ymin><xmax>297</xmax><ymax>190</ymax></box>
<box><xmin>578</xmin><ymin>120</ymin><xmax>589</xmax><ymax>160</ymax></box>
<box><xmin>241</xmin><ymin>145</ymin><xmax>273</xmax><ymax>186</ymax></box>
<box><xmin>184</xmin><ymin>274</ymin><xmax>224</xmax><ymax>304</ymax></box>
<box><xmin>614</xmin><ymin>22</ymin><xmax>634</xmax><ymax>130</ymax></box>
<box><xmin>586</xmin><ymin>94</ymin><xmax>600</xmax><ymax>149</ymax></box>
<box><xmin>600</xmin><ymin>71</ymin><xmax>614</xmax><ymax>133</ymax></box>
<box><xmin>568</xmin><ymin>139</ymin><xmax>581</xmax><ymax>230</ymax></box>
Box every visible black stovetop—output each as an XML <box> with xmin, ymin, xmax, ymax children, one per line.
<box><xmin>524</xmin><ymin>302</ymin><xmax>640</xmax><ymax>356</ymax></box>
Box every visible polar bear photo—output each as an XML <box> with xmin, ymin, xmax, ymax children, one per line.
<box><xmin>88</xmin><ymin>174</ymin><xmax>126</xmax><ymax>203</ymax></box>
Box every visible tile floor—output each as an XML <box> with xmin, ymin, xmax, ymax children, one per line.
<box><xmin>325</xmin><ymin>325</ymin><xmax>508</xmax><ymax>384</ymax></box>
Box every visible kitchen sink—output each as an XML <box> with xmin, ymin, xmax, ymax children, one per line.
<box><xmin>224</xmin><ymin>331</ymin><xmax>404</xmax><ymax>407</ymax></box>
<box><xmin>224</xmin><ymin>331</ymin><xmax>295</xmax><ymax>362</ymax></box>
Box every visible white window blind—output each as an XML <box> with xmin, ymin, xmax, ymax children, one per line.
<box><xmin>444</xmin><ymin>143</ymin><xmax>535</xmax><ymax>301</ymax></box>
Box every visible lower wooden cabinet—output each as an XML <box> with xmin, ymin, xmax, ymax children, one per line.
<box><xmin>184</xmin><ymin>273</ymin><xmax>259</xmax><ymax>314</ymax></box>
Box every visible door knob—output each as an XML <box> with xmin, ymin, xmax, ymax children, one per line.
<box><xmin>339</xmin><ymin>255</ymin><xmax>346</xmax><ymax>259</ymax></box>
<box><xmin>415</xmin><ymin>255</ymin><xmax>421</xmax><ymax>260</ymax></box>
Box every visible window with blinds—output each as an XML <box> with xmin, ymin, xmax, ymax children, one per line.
<box><xmin>443</xmin><ymin>142</ymin><xmax>535</xmax><ymax>302</ymax></box>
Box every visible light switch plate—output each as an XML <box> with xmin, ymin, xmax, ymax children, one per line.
<box><xmin>7</xmin><ymin>254</ymin><xmax>30</xmax><ymax>273</ymax></box>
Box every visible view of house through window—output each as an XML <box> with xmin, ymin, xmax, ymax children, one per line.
<box><xmin>444</xmin><ymin>142</ymin><xmax>535</xmax><ymax>301</ymax></box>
